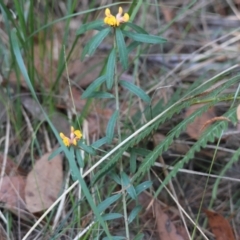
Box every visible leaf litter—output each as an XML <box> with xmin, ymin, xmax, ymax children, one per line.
<box><xmin>25</xmin><ymin>152</ymin><xmax>63</xmax><ymax>213</ymax></box>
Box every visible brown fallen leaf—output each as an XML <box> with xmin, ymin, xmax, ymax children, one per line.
<box><xmin>185</xmin><ymin>104</ymin><xmax>216</xmax><ymax>140</ymax></box>
<box><xmin>0</xmin><ymin>154</ymin><xmax>19</xmax><ymax>176</ymax></box>
<box><xmin>25</xmin><ymin>152</ymin><xmax>63</xmax><ymax>213</ymax></box>
<box><xmin>0</xmin><ymin>175</ymin><xmax>26</xmax><ymax>211</ymax></box>
<box><xmin>154</xmin><ymin>201</ymin><xmax>184</xmax><ymax>240</ymax></box>
<box><xmin>204</xmin><ymin>209</ymin><xmax>235</xmax><ymax>240</ymax></box>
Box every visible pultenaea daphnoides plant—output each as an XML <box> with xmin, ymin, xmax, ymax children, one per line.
<box><xmin>57</xmin><ymin>6</ymin><xmax>167</xmax><ymax>239</ymax></box>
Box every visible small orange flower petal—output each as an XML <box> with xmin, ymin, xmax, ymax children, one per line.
<box><xmin>60</xmin><ymin>132</ymin><xmax>65</xmax><ymax>139</ymax></box>
<box><xmin>60</xmin><ymin>127</ymin><xmax>82</xmax><ymax>147</ymax></box>
<box><xmin>105</xmin><ymin>8</ymin><xmax>111</xmax><ymax>16</ymax></box>
<box><xmin>123</xmin><ymin>13</ymin><xmax>129</xmax><ymax>22</ymax></box>
<box><xmin>74</xmin><ymin>130</ymin><xmax>82</xmax><ymax>139</ymax></box>
<box><xmin>63</xmin><ymin>137</ymin><xmax>70</xmax><ymax>147</ymax></box>
<box><xmin>118</xmin><ymin>7</ymin><xmax>123</xmax><ymax>15</ymax></box>
<box><xmin>104</xmin><ymin>7</ymin><xmax>129</xmax><ymax>27</ymax></box>
<box><xmin>72</xmin><ymin>138</ymin><xmax>77</xmax><ymax>146</ymax></box>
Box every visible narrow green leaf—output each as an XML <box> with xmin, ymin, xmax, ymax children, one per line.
<box><xmin>81</xmin><ymin>75</ymin><xmax>106</xmax><ymax>99</ymax></box>
<box><xmin>76</xmin><ymin>20</ymin><xmax>104</xmax><ymax>35</ymax></box>
<box><xmin>135</xmin><ymin>181</ymin><xmax>152</xmax><ymax>195</ymax></box>
<box><xmin>82</xmin><ymin>28</ymin><xmax>110</xmax><ymax>59</ymax></box>
<box><xmin>48</xmin><ymin>147</ymin><xmax>63</xmax><ymax>161</ymax></box>
<box><xmin>115</xmin><ymin>28</ymin><xmax>128</xmax><ymax>70</ymax></box>
<box><xmin>102</xmin><ymin>213</ymin><xmax>123</xmax><ymax>221</ymax></box>
<box><xmin>106</xmin><ymin>110</ymin><xmax>119</xmax><ymax>143</ymax></box>
<box><xmin>91</xmin><ymin>137</ymin><xmax>109</xmax><ymax>149</ymax></box>
<box><xmin>78</xmin><ymin>141</ymin><xmax>96</xmax><ymax>155</ymax></box>
<box><xmin>108</xmin><ymin>172</ymin><xmax>121</xmax><ymax>185</ymax></box>
<box><xmin>125</xmin><ymin>22</ymin><xmax>148</xmax><ymax>34</ymax></box>
<box><xmin>128</xmin><ymin>205</ymin><xmax>142</xmax><ymax>223</ymax></box>
<box><xmin>106</xmin><ymin>49</ymin><xmax>116</xmax><ymax>90</ymax></box>
<box><xmin>127</xmin><ymin>41</ymin><xmax>141</xmax><ymax>54</ymax></box>
<box><xmin>87</xmin><ymin>91</ymin><xmax>115</xmax><ymax>99</ymax></box>
<box><xmin>119</xmin><ymin>80</ymin><xmax>151</xmax><ymax>103</ymax></box>
<box><xmin>130</xmin><ymin>150</ymin><xmax>137</xmax><ymax>174</ymax></box>
<box><xmin>122</xmin><ymin>31</ymin><xmax>167</xmax><ymax>44</ymax></box>
<box><xmin>11</xmin><ymin>29</ymin><xmax>112</xmax><ymax>238</ymax></box>
<box><xmin>97</xmin><ymin>194</ymin><xmax>121</xmax><ymax>213</ymax></box>
<box><xmin>127</xmin><ymin>185</ymin><xmax>137</xmax><ymax>200</ymax></box>
<box><xmin>75</xmin><ymin>148</ymin><xmax>84</xmax><ymax>168</ymax></box>
<box><xmin>120</xmin><ymin>172</ymin><xmax>137</xmax><ymax>200</ymax></box>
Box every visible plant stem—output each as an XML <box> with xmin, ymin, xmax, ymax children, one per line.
<box><xmin>113</xmin><ymin>29</ymin><xmax>130</xmax><ymax>239</ymax></box>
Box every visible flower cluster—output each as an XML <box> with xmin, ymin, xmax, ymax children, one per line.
<box><xmin>60</xmin><ymin>126</ymin><xmax>82</xmax><ymax>147</ymax></box>
<box><xmin>104</xmin><ymin>7</ymin><xmax>129</xmax><ymax>27</ymax></box>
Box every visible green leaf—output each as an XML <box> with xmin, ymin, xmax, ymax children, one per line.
<box><xmin>108</xmin><ymin>172</ymin><xmax>121</xmax><ymax>185</ymax></box>
<box><xmin>78</xmin><ymin>141</ymin><xmax>96</xmax><ymax>155</ymax></box>
<box><xmin>106</xmin><ymin>110</ymin><xmax>119</xmax><ymax>143</ymax></box>
<box><xmin>125</xmin><ymin>22</ymin><xmax>148</xmax><ymax>34</ymax></box>
<box><xmin>75</xmin><ymin>148</ymin><xmax>84</xmax><ymax>168</ymax></box>
<box><xmin>119</xmin><ymin>80</ymin><xmax>151</xmax><ymax>103</ymax></box>
<box><xmin>91</xmin><ymin>137</ymin><xmax>109</xmax><ymax>149</ymax></box>
<box><xmin>115</xmin><ymin>28</ymin><xmax>128</xmax><ymax>70</ymax></box>
<box><xmin>48</xmin><ymin>147</ymin><xmax>63</xmax><ymax>161</ymax></box>
<box><xmin>76</xmin><ymin>20</ymin><xmax>104</xmax><ymax>35</ymax></box>
<box><xmin>127</xmin><ymin>41</ymin><xmax>141</xmax><ymax>54</ymax></box>
<box><xmin>120</xmin><ymin>172</ymin><xmax>137</xmax><ymax>200</ymax></box>
<box><xmin>81</xmin><ymin>75</ymin><xmax>106</xmax><ymax>99</ymax></box>
<box><xmin>97</xmin><ymin>194</ymin><xmax>121</xmax><ymax>212</ymax></box>
<box><xmin>122</xmin><ymin>31</ymin><xmax>167</xmax><ymax>44</ymax></box>
<box><xmin>130</xmin><ymin>150</ymin><xmax>137</xmax><ymax>174</ymax></box>
<box><xmin>102</xmin><ymin>213</ymin><xmax>123</xmax><ymax>221</ymax></box>
<box><xmin>86</xmin><ymin>91</ymin><xmax>115</xmax><ymax>99</ymax></box>
<box><xmin>135</xmin><ymin>181</ymin><xmax>152</xmax><ymax>195</ymax></box>
<box><xmin>11</xmin><ymin>29</ymin><xmax>112</xmax><ymax>238</ymax></box>
<box><xmin>128</xmin><ymin>205</ymin><xmax>142</xmax><ymax>223</ymax></box>
<box><xmin>106</xmin><ymin>49</ymin><xmax>116</xmax><ymax>90</ymax></box>
<box><xmin>82</xmin><ymin>28</ymin><xmax>111</xmax><ymax>59</ymax></box>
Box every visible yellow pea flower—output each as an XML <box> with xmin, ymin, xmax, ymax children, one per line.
<box><xmin>104</xmin><ymin>7</ymin><xmax>129</xmax><ymax>27</ymax></box>
<box><xmin>60</xmin><ymin>126</ymin><xmax>82</xmax><ymax>147</ymax></box>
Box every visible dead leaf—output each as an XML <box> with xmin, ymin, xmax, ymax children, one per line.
<box><xmin>69</xmin><ymin>56</ymin><xmax>105</xmax><ymax>88</ymax></box>
<box><xmin>161</xmin><ymin>4</ymin><xmax>175</xmax><ymax>23</ymax></box>
<box><xmin>154</xmin><ymin>201</ymin><xmax>184</xmax><ymax>240</ymax></box>
<box><xmin>185</xmin><ymin>105</ymin><xmax>216</xmax><ymax>140</ymax></box>
<box><xmin>0</xmin><ymin>154</ymin><xmax>22</xmax><ymax>176</ymax></box>
<box><xmin>204</xmin><ymin>209</ymin><xmax>235</xmax><ymax>240</ymax></box>
<box><xmin>25</xmin><ymin>152</ymin><xmax>63</xmax><ymax>213</ymax></box>
<box><xmin>0</xmin><ymin>175</ymin><xmax>26</xmax><ymax>211</ymax></box>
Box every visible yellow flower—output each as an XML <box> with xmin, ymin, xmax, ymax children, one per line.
<box><xmin>60</xmin><ymin>126</ymin><xmax>82</xmax><ymax>147</ymax></box>
<box><xmin>104</xmin><ymin>7</ymin><xmax>129</xmax><ymax>27</ymax></box>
